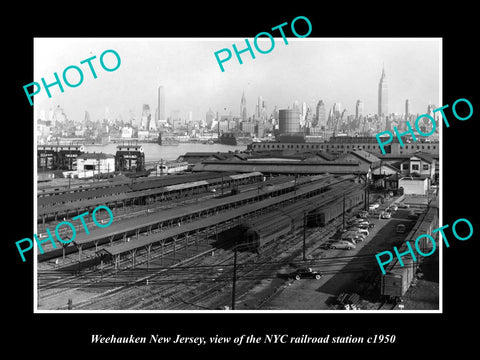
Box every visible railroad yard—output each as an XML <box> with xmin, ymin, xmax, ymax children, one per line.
<box><xmin>36</xmin><ymin>170</ymin><xmax>439</xmax><ymax>311</ymax></box>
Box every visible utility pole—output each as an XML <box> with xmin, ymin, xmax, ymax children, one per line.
<box><xmin>221</xmin><ymin>174</ymin><xmax>224</xmax><ymax>197</ymax></box>
<box><xmin>364</xmin><ymin>175</ymin><xmax>369</xmax><ymax>211</ymax></box>
<box><xmin>303</xmin><ymin>211</ymin><xmax>307</xmax><ymax>261</ymax></box>
<box><xmin>364</xmin><ymin>176</ymin><xmax>368</xmax><ymax>211</ymax></box>
<box><xmin>231</xmin><ymin>244</ymin><xmax>238</xmax><ymax>310</ymax></box>
<box><xmin>342</xmin><ymin>194</ymin><xmax>346</xmax><ymax>229</ymax></box>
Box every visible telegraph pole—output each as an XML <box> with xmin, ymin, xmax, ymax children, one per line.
<box><xmin>342</xmin><ymin>194</ymin><xmax>346</xmax><ymax>229</ymax></box>
<box><xmin>231</xmin><ymin>244</ymin><xmax>238</xmax><ymax>310</ymax></box>
<box><xmin>303</xmin><ymin>211</ymin><xmax>307</xmax><ymax>261</ymax></box>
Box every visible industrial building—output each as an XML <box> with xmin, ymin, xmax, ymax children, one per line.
<box><xmin>77</xmin><ymin>153</ymin><xmax>115</xmax><ymax>179</ymax></box>
<box><xmin>398</xmin><ymin>176</ymin><xmax>430</xmax><ymax>195</ymax></box>
<box><xmin>37</xmin><ymin>144</ymin><xmax>85</xmax><ymax>171</ymax></box>
<box><xmin>278</xmin><ymin>109</ymin><xmax>301</xmax><ymax>135</ymax></box>
<box><xmin>114</xmin><ymin>144</ymin><xmax>145</xmax><ymax>172</ymax></box>
<box><xmin>248</xmin><ymin>136</ymin><xmax>439</xmax><ymax>156</ymax></box>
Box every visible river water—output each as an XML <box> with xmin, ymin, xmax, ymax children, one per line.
<box><xmin>83</xmin><ymin>142</ymin><xmax>248</xmax><ymax>162</ymax></box>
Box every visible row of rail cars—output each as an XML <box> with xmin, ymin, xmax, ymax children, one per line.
<box><xmin>240</xmin><ymin>180</ymin><xmax>365</xmax><ymax>252</ymax></box>
<box><xmin>380</xmin><ymin>199</ymin><xmax>439</xmax><ymax>302</ymax></box>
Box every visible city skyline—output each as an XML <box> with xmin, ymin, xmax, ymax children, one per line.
<box><xmin>34</xmin><ymin>38</ymin><xmax>441</xmax><ymax>123</ymax></box>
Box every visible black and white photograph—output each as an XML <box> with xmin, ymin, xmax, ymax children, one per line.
<box><xmin>33</xmin><ymin>38</ymin><xmax>442</xmax><ymax>312</ymax></box>
<box><xmin>6</xmin><ymin>4</ymin><xmax>479</xmax><ymax>355</ymax></box>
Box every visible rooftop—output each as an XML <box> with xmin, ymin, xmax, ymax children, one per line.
<box><xmin>399</xmin><ymin>175</ymin><xmax>430</xmax><ymax>181</ymax></box>
<box><xmin>78</xmin><ymin>152</ymin><xmax>115</xmax><ymax>159</ymax></box>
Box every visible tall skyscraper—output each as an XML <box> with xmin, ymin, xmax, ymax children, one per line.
<box><xmin>292</xmin><ymin>100</ymin><xmax>300</xmax><ymax>112</ymax></box>
<box><xmin>261</xmin><ymin>99</ymin><xmax>267</xmax><ymax>120</ymax></box>
<box><xmin>272</xmin><ymin>106</ymin><xmax>279</xmax><ymax>123</ymax></box>
<box><xmin>206</xmin><ymin>108</ymin><xmax>215</xmax><ymax>128</ymax></box>
<box><xmin>333</xmin><ymin>102</ymin><xmax>342</xmax><ymax>117</ymax></box>
<box><xmin>157</xmin><ymin>86</ymin><xmax>165</xmax><ymax>124</ymax></box>
<box><xmin>355</xmin><ymin>100</ymin><xmax>364</xmax><ymax>120</ymax></box>
<box><xmin>301</xmin><ymin>102</ymin><xmax>307</xmax><ymax>123</ymax></box>
<box><xmin>240</xmin><ymin>91</ymin><xmax>247</xmax><ymax>121</ymax></box>
<box><xmin>378</xmin><ymin>66</ymin><xmax>388</xmax><ymax>117</ymax></box>
<box><xmin>141</xmin><ymin>104</ymin><xmax>151</xmax><ymax>130</ymax></box>
<box><xmin>256</xmin><ymin>96</ymin><xmax>262</xmax><ymax>118</ymax></box>
<box><xmin>405</xmin><ymin>99</ymin><xmax>410</xmax><ymax>119</ymax></box>
<box><xmin>315</xmin><ymin>100</ymin><xmax>326</xmax><ymax>129</ymax></box>
<box><xmin>254</xmin><ymin>95</ymin><xmax>268</xmax><ymax>121</ymax></box>
<box><xmin>51</xmin><ymin>105</ymin><xmax>67</xmax><ymax>125</ymax></box>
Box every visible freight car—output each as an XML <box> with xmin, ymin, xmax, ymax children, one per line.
<box><xmin>380</xmin><ymin>201</ymin><xmax>439</xmax><ymax>302</ymax></box>
<box><xmin>240</xmin><ymin>182</ymin><xmax>365</xmax><ymax>252</ymax></box>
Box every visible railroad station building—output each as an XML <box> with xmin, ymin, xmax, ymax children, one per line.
<box><xmin>377</xmin><ymin>153</ymin><xmax>437</xmax><ymax>183</ymax></box>
<box><xmin>371</xmin><ymin>152</ymin><xmax>437</xmax><ymax>191</ymax></box>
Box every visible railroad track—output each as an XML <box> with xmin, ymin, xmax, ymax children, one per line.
<box><xmin>74</xmin><ymin>247</ymin><xmax>240</xmax><ymax>310</ymax></box>
<box><xmin>37</xmin><ymin>175</ymin><xmax>353</xmax><ymax>262</ymax></box>
<box><xmin>37</xmin><ymin>234</ymin><xmax>218</xmax><ymax>309</ymax></box>
<box><xmin>164</xmin><ymin>217</ymin><xmax>343</xmax><ymax>310</ymax></box>
<box><xmin>378</xmin><ymin>302</ymin><xmax>397</xmax><ymax>310</ymax></box>
<box><xmin>40</xmin><ymin>179</ymin><xmax>365</xmax><ymax>310</ymax></box>
<box><xmin>75</xmin><ymin>201</ymin><xmax>361</xmax><ymax>310</ymax></box>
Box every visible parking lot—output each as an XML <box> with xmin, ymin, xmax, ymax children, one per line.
<box><xmin>264</xmin><ymin>198</ymin><xmax>418</xmax><ymax>310</ymax></box>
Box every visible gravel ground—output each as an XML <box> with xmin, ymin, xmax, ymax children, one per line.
<box><xmin>399</xmin><ymin>252</ymin><xmax>439</xmax><ymax>310</ymax></box>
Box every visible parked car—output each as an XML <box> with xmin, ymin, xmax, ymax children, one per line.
<box><xmin>396</xmin><ymin>223</ymin><xmax>406</xmax><ymax>233</ymax></box>
<box><xmin>397</xmin><ymin>203</ymin><xmax>410</xmax><ymax>208</ymax></box>
<box><xmin>369</xmin><ymin>203</ymin><xmax>380</xmax><ymax>211</ymax></box>
<box><xmin>351</xmin><ymin>220</ymin><xmax>370</xmax><ymax>228</ymax></box>
<box><xmin>347</xmin><ymin>227</ymin><xmax>369</xmax><ymax>236</ymax></box>
<box><xmin>389</xmin><ymin>204</ymin><xmax>398</xmax><ymax>211</ymax></box>
<box><xmin>342</xmin><ymin>234</ymin><xmax>365</xmax><ymax>243</ymax></box>
<box><xmin>289</xmin><ymin>267</ymin><xmax>322</xmax><ymax>280</ymax></box>
<box><xmin>357</xmin><ymin>211</ymin><xmax>369</xmax><ymax>218</ymax></box>
<box><xmin>341</xmin><ymin>237</ymin><xmax>357</xmax><ymax>245</ymax></box>
<box><xmin>342</xmin><ymin>230</ymin><xmax>366</xmax><ymax>239</ymax></box>
<box><xmin>350</xmin><ymin>217</ymin><xmax>369</xmax><ymax>223</ymax></box>
<box><xmin>408</xmin><ymin>210</ymin><xmax>420</xmax><ymax>219</ymax></box>
<box><xmin>352</xmin><ymin>223</ymin><xmax>371</xmax><ymax>230</ymax></box>
<box><xmin>340</xmin><ymin>229</ymin><xmax>362</xmax><ymax>238</ymax></box>
<box><xmin>380</xmin><ymin>211</ymin><xmax>391</xmax><ymax>219</ymax></box>
<box><xmin>320</xmin><ymin>241</ymin><xmax>335</xmax><ymax>250</ymax></box>
<box><xmin>328</xmin><ymin>240</ymin><xmax>356</xmax><ymax>250</ymax></box>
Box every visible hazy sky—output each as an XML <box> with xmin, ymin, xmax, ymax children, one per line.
<box><xmin>34</xmin><ymin>38</ymin><xmax>441</xmax><ymax>122</ymax></box>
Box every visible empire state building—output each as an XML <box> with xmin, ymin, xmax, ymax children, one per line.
<box><xmin>240</xmin><ymin>91</ymin><xmax>247</xmax><ymax>121</ymax></box>
<box><xmin>378</xmin><ymin>66</ymin><xmax>388</xmax><ymax>117</ymax></box>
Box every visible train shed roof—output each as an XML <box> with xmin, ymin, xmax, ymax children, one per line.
<box><xmin>101</xmin><ymin>179</ymin><xmax>361</xmax><ymax>257</ymax></box>
<box><xmin>70</xmin><ymin>175</ymin><xmax>341</xmax><ymax>247</ymax></box>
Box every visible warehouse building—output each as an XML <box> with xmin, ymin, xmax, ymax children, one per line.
<box><xmin>77</xmin><ymin>153</ymin><xmax>115</xmax><ymax>179</ymax></box>
<box><xmin>248</xmin><ymin>136</ymin><xmax>439</xmax><ymax>156</ymax></box>
<box><xmin>398</xmin><ymin>176</ymin><xmax>430</xmax><ymax>195</ymax></box>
